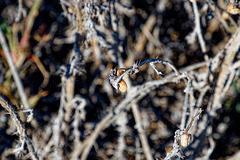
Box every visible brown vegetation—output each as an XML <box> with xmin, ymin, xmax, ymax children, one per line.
<box><xmin>0</xmin><ymin>0</ymin><xmax>240</xmax><ymax>159</ymax></box>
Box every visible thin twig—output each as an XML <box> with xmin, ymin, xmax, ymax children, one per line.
<box><xmin>192</xmin><ymin>1</ymin><xmax>209</xmax><ymax>61</ymax></box>
<box><xmin>0</xmin><ymin>96</ymin><xmax>39</xmax><ymax>160</ymax></box>
<box><xmin>0</xmin><ymin>27</ymin><xmax>30</xmax><ymax>109</ymax></box>
<box><xmin>135</xmin><ymin>14</ymin><xmax>157</xmax><ymax>53</ymax></box>
<box><xmin>180</xmin><ymin>76</ymin><xmax>192</xmax><ymax>130</ymax></box>
<box><xmin>53</xmin><ymin>78</ymin><xmax>65</xmax><ymax>160</ymax></box>
<box><xmin>71</xmin><ymin>96</ymin><xmax>87</xmax><ymax>160</ymax></box>
<box><xmin>20</xmin><ymin>0</ymin><xmax>43</xmax><ymax>49</ymax></box>
<box><xmin>212</xmin><ymin>27</ymin><xmax>240</xmax><ymax>114</ymax></box>
<box><xmin>139</xmin><ymin>59</ymin><xmax>180</xmax><ymax>76</ymax></box>
<box><xmin>132</xmin><ymin>103</ymin><xmax>153</xmax><ymax>160</ymax></box>
<box><xmin>15</xmin><ymin>0</ymin><xmax>23</xmax><ymax>22</ymax></box>
<box><xmin>184</xmin><ymin>108</ymin><xmax>203</xmax><ymax>134</ymax></box>
<box><xmin>109</xmin><ymin>58</ymin><xmax>181</xmax><ymax>91</ymax></box>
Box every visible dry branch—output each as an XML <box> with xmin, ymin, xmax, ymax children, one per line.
<box><xmin>0</xmin><ymin>27</ymin><xmax>30</xmax><ymax>109</ymax></box>
<box><xmin>0</xmin><ymin>96</ymin><xmax>38</xmax><ymax>160</ymax></box>
<box><xmin>211</xmin><ymin>27</ymin><xmax>240</xmax><ymax>114</ymax></box>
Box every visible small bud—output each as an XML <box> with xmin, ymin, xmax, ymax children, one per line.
<box><xmin>68</xmin><ymin>6</ymin><xmax>74</xmax><ymax>14</ymax></box>
<box><xmin>117</xmin><ymin>68</ymin><xmax>129</xmax><ymax>79</ymax></box>
<box><xmin>221</xmin><ymin>11</ymin><xmax>229</xmax><ymax>20</ymax></box>
<box><xmin>117</xmin><ymin>68</ymin><xmax>125</xmax><ymax>77</ymax></box>
<box><xmin>227</xmin><ymin>4</ymin><xmax>240</xmax><ymax>15</ymax></box>
<box><xmin>180</xmin><ymin>133</ymin><xmax>192</xmax><ymax>147</ymax></box>
<box><xmin>118</xmin><ymin>80</ymin><xmax>127</xmax><ymax>93</ymax></box>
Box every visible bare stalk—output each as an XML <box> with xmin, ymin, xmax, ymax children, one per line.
<box><xmin>0</xmin><ymin>96</ymin><xmax>38</xmax><ymax>160</ymax></box>
<box><xmin>0</xmin><ymin>27</ymin><xmax>30</xmax><ymax>109</ymax></box>
<box><xmin>180</xmin><ymin>76</ymin><xmax>192</xmax><ymax>130</ymax></box>
<box><xmin>212</xmin><ymin>28</ymin><xmax>240</xmax><ymax>114</ymax></box>
<box><xmin>192</xmin><ymin>1</ymin><xmax>209</xmax><ymax>61</ymax></box>
<box><xmin>15</xmin><ymin>0</ymin><xmax>23</xmax><ymax>22</ymax></box>
<box><xmin>132</xmin><ymin>103</ymin><xmax>153</xmax><ymax>160</ymax></box>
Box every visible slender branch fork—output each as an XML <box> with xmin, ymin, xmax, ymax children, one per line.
<box><xmin>109</xmin><ymin>58</ymin><xmax>181</xmax><ymax>91</ymax></box>
<box><xmin>192</xmin><ymin>1</ymin><xmax>209</xmax><ymax>61</ymax></box>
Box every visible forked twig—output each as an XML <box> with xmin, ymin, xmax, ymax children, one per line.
<box><xmin>0</xmin><ymin>96</ymin><xmax>38</xmax><ymax>160</ymax></box>
<box><xmin>109</xmin><ymin>58</ymin><xmax>180</xmax><ymax>91</ymax></box>
<box><xmin>192</xmin><ymin>1</ymin><xmax>209</xmax><ymax>61</ymax></box>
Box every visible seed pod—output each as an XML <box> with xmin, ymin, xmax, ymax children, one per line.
<box><xmin>221</xmin><ymin>11</ymin><xmax>229</xmax><ymax>20</ymax></box>
<box><xmin>180</xmin><ymin>133</ymin><xmax>192</xmax><ymax>147</ymax></box>
<box><xmin>117</xmin><ymin>68</ymin><xmax>125</xmax><ymax>76</ymax></box>
<box><xmin>68</xmin><ymin>6</ymin><xmax>74</xmax><ymax>14</ymax></box>
<box><xmin>118</xmin><ymin>80</ymin><xmax>127</xmax><ymax>93</ymax></box>
<box><xmin>227</xmin><ymin>4</ymin><xmax>240</xmax><ymax>15</ymax></box>
<box><xmin>117</xmin><ymin>68</ymin><xmax>129</xmax><ymax>79</ymax></box>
